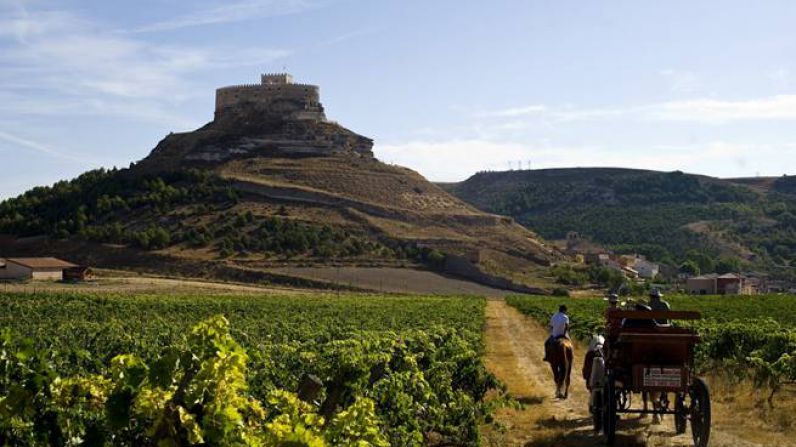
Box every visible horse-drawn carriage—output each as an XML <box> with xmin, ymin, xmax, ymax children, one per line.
<box><xmin>592</xmin><ymin>309</ymin><xmax>711</xmax><ymax>447</ymax></box>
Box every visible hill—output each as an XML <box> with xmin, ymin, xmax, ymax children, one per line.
<box><xmin>0</xmin><ymin>74</ymin><xmax>559</xmax><ymax>291</ymax></box>
<box><xmin>445</xmin><ymin>168</ymin><xmax>796</xmax><ymax>279</ymax></box>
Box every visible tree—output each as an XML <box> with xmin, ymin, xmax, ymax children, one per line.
<box><xmin>132</xmin><ymin>231</ymin><xmax>150</xmax><ymax>249</ymax></box>
<box><xmin>716</xmin><ymin>257</ymin><xmax>741</xmax><ymax>274</ymax></box>
<box><xmin>685</xmin><ymin>250</ymin><xmax>716</xmax><ymax>274</ymax></box>
<box><xmin>679</xmin><ymin>260</ymin><xmax>700</xmax><ymax>276</ymax></box>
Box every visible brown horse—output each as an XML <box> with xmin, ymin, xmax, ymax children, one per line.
<box><xmin>548</xmin><ymin>337</ymin><xmax>574</xmax><ymax>399</ymax></box>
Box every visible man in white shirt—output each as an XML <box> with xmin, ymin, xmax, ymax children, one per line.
<box><xmin>544</xmin><ymin>304</ymin><xmax>570</xmax><ymax>362</ymax></box>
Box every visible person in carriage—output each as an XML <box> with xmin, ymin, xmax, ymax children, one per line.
<box><xmin>648</xmin><ymin>288</ymin><xmax>671</xmax><ymax>326</ymax></box>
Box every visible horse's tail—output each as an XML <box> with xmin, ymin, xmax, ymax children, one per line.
<box><xmin>564</xmin><ymin>339</ymin><xmax>574</xmax><ymax>375</ymax></box>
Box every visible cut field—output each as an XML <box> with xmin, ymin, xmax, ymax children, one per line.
<box><xmin>266</xmin><ymin>266</ymin><xmax>515</xmax><ymax>296</ymax></box>
<box><xmin>0</xmin><ymin>271</ymin><xmax>309</xmax><ymax>295</ymax></box>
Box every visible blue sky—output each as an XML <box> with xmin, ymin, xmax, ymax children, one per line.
<box><xmin>1</xmin><ymin>0</ymin><xmax>796</xmax><ymax>198</ymax></box>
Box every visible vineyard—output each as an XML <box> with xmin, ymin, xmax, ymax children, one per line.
<box><xmin>0</xmin><ymin>292</ymin><xmax>499</xmax><ymax>446</ymax></box>
<box><xmin>506</xmin><ymin>294</ymin><xmax>796</xmax><ymax>406</ymax></box>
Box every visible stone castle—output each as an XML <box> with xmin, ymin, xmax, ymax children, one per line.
<box><xmin>138</xmin><ymin>73</ymin><xmax>373</xmax><ymax>171</ymax></box>
<box><xmin>215</xmin><ymin>73</ymin><xmax>327</xmax><ymax>121</ymax></box>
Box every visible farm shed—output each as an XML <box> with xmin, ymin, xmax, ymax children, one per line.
<box><xmin>686</xmin><ymin>274</ymin><xmax>718</xmax><ymax>295</ymax></box>
<box><xmin>687</xmin><ymin>273</ymin><xmax>752</xmax><ymax>295</ymax></box>
<box><xmin>64</xmin><ymin>266</ymin><xmax>92</xmax><ymax>281</ymax></box>
<box><xmin>0</xmin><ymin>257</ymin><xmax>78</xmax><ymax>281</ymax></box>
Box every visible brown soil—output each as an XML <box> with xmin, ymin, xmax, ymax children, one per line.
<box><xmin>266</xmin><ymin>266</ymin><xmax>514</xmax><ymax>296</ymax></box>
<box><xmin>482</xmin><ymin>300</ymin><xmax>779</xmax><ymax>447</ymax></box>
<box><xmin>0</xmin><ymin>272</ymin><xmax>310</xmax><ymax>296</ymax></box>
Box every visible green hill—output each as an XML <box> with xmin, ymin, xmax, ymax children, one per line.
<box><xmin>0</xmin><ymin>76</ymin><xmax>559</xmax><ymax>292</ymax></box>
<box><xmin>445</xmin><ymin>168</ymin><xmax>796</xmax><ymax>278</ymax></box>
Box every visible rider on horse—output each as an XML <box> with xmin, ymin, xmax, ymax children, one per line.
<box><xmin>543</xmin><ymin>304</ymin><xmax>570</xmax><ymax>362</ymax></box>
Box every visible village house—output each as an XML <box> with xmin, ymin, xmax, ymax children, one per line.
<box><xmin>620</xmin><ymin>255</ymin><xmax>660</xmax><ymax>279</ymax></box>
<box><xmin>0</xmin><ymin>257</ymin><xmax>78</xmax><ymax>281</ymax></box>
<box><xmin>686</xmin><ymin>273</ymin><xmax>754</xmax><ymax>295</ymax></box>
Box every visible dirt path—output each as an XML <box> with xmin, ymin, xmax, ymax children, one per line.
<box><xmin>482</xmin><ymin>300</ymin><xmax>767</xmax><ymax>447</ymax></box>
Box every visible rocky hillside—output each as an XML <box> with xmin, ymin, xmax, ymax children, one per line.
<box><xmin>0</xmin><ymin>76</ymin><xmax>560</xmax><ymax>291</ymax></box>
<box><xmin>444</xmin><ymin>168</ymin><xmax>796</xmax><ymax>279</ymax></box>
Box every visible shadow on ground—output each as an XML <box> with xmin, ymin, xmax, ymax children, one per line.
<box><xmin>517</xmin><ymin>395</ymin><xmax>546</xmax><ymax>406</ymax></box>
<box><xmin>526</xmin><ymin>416</ymin><xmax>649</xmax><ymax>447</ymax></box>
<box><xmin>536</xmin><ymin>416</ymin><xmax>592</xmax><ymax>431</ymax></box>
<box><xmin>523</xmin><ymin>431</ymin><xmax>647</xmax><ymax>447</ymax></box>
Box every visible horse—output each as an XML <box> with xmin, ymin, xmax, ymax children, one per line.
<box><xmin>548</xmin><ymin>336</ymin><xmax>574</xmax><ymax>399</ymax></box>
<box><xmin>583</xmin><ymin>335</ymin><xmax>605</xmax><ymax>389</ymax></box>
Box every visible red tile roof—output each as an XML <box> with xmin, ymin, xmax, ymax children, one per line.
<box><xmin>5</xmin><ymin>257</ymin><xmax>78</xmax><ymax>269</ymax></box>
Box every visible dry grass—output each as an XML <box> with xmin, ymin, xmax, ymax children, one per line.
<box><xmin>481</xmin><ymin>300</ymin><xmax>552</xmax><ymax>447</ymax></box>
<box><xmin>707</xmin><ymin>371</ymin><xmax>796</xmax><ymax>446</ymax></box>
<box><xmin>0</xmin><ymin>271</ymin><xmax>309</xmax><ymax>296</ymax></box>
<box><xmin>221</xmin><ymin>156</ymin><xmax>478</xmax><ymax>213</ymax></box>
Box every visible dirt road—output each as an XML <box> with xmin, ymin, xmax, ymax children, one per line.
<box><xmin>483</xmin><ymin>300</ymin><xmax>767</xmax><ymax>447</ymax></box>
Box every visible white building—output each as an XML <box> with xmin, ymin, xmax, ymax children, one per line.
<box><xmin>619</xmin><ymin>255</ymin><xmax>659</xmax><ymax>279</ymax></box>
<box><xmin>0</xmin><ymin>257</ymin><xmax>77</xmax><ymax>281</ymax></box>
<box><xmin>633</xmin><ymin>258</ymin><xmax>660</xmax><ymax>279</ymax></box>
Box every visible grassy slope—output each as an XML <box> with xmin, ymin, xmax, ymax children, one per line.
<box><xmin>0</xmin><ymin>158</ymin><xmax>559</xmax><ymax>290</ymax></box>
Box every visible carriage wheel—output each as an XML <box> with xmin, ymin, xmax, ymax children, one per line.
<box><xmin>674</xmin><ymin>394</ymin><xmax>687</xmax><ymax>434</ymax></box>
<box><xmin>592</xmin><ymin>390</ymin><xmax>603</xmax><ymax>432</ymax></box>
<box><xmin>690</xmin><ymin>378</ymin><xmax>711</xmax><ymax>447</ymax></box>
<box><xmin>603</xmin><ymin>375</ymin><xmax>617</xmax><ymax>446</ymax></box>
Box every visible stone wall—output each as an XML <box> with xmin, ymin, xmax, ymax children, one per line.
<box><xmin>215</xmin><ymin>83</ymin><xmax>323</xmax><ymax>119</ymax></box>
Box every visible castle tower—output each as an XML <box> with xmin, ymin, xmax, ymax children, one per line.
<box><xmin>261</xmin><ymin>73</ymin><xmax>294</xmax><ymax>85</ymax></box>
<box><xmin>214</xmin><ymin>73</ymin><xmax>326</xmax><ymax>121</ymax></box>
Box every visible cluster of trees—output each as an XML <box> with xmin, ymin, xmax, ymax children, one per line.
<box><xmin>204</xmin><ymin>214</ymin><xmax>388</xmax><ymax>259</ymax></box>
<box><xmin>678</xmin><ymin>251</ymin><xmax>742</xmax><ymax>276</ymax></box>
<box><xmin>191</xmin><ymin>211</ymin><xmax>447</xmax><ymax>266</ymax></box>
<box><xmin>773</xmin><ymin>175</ymin><xmax>796</xmax><ymax>195</ymax></box>
<box><xmin>461</xmin><ymin>169</ymin><xmax>795</xmax><ymax>276</ymax></box>
<box><xmin>0</xmin><ymin>168</ymin><xmax>237</xmax><ymax>239</ymax></box>
<box><xmin>551</xmin><ymin>264</ymin><xmax>628</xmax><ymax>289</ymax></box>
<box><xmin>81</xmin><ymin>223</ymin><xmax>171</xmax><ymax>250</ymax></box>
<box><xmin>0</xmin><ymin>166</ymin><xmax>454</xmax><ymax>267</ymax></box>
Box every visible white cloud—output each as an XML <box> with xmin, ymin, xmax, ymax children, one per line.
<box><xmin>652</xmin><ymin>95</ymin><xmax>796</xmax><ymax>122</ymax></box>
<box><xmin>0</xmin><ymin>5</ymin><xmax>289</xmax><ymax>125</ymax></box>
<box><xmin>659</xmin><ymin>69</ymin><xmax>700</xmax><ymax>93</ymax></box>
<box><xmin>769</xmin><ymin>68</ymin><xmax>790</xmax><ymax>84</ymax></box>
<box><xmin>478</xmin><ymin>105</ymin><xmax>547</xmax><ymax>118</ymax></box>
<box><xmin>480</xmin><ymin>94</ymin><xmax>796</xmax><ymax>126</ymax></box>
<box><xmin>131</xmin><ymin>0</ymin><xmax>316</xmax><ymax>33</ymax></box>
<box><xmin>0</xmin><ymin>130</ymin><xmax>87</xmax><ymax>163</ymax></box>
<box><xmin>375</xmin><ymin>139</ymin><xmax>532</xmax><ymax>181</ymax></box>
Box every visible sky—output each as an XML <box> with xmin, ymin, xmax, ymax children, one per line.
<box><xmin>1</xmin><ymin>0</ymin><xmax>796</xmax><ymax>198</ymax></box>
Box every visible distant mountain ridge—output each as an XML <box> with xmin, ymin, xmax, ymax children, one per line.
<box><xmin>444</xmin><ymin>168</ymin><xmax>796</xmax><ymax>279</ymax></box>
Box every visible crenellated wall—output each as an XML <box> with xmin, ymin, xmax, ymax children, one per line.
<box><xmin>214</xmin><ymin>74</ymin><xmax>325</xmax><ymax>121</ymax></box>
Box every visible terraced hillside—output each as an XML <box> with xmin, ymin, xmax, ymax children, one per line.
<box><xmin>0</xmin><ymin>79</ymin><xmax>559</xmax><ymax>291</ymax></box>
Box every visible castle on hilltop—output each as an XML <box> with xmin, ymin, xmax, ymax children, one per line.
<box><xmin>215</xmin><ymin>73</ymin><xmax>327</xmax><ymax>121</ymax></box>
<box><xmin>138</xmin><ymin>72</ymin><xmax>373</xmax><ymax>171</ymax></box>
